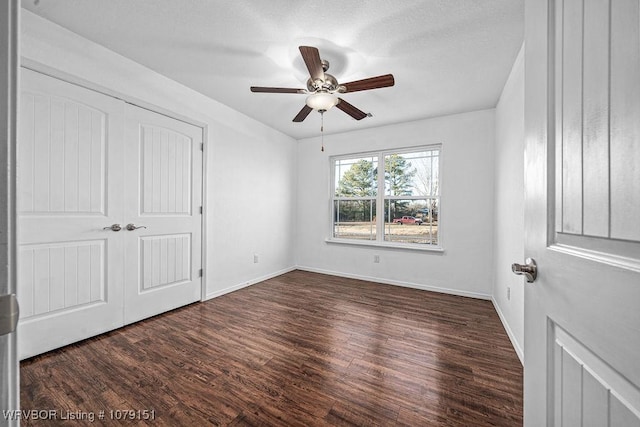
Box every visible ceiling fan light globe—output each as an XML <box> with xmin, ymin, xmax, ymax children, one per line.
<box><xmin>306</xmin><ymin>92</ymin><xmax>339</xmax><ymax>111</ymax></box>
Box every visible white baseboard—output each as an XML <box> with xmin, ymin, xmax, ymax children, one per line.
<box><xmin>204</xmin><ymin>266</ymin><xmax>296</xmax><ymax>300</ymax></box>
<box><xmin>492</xmin><ymin>296</ymin><xmax>524</xmax><ymax>365</ymax></box>
<box><xmin>295</xmin><ymin>265</ymin><xmax>492</xmax><ymax>301</ymax></box>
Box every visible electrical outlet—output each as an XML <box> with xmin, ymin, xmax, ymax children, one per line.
<box><xmin>507</xmin><ymin>287</ymin><xmax>511</xmax><ymax>301</ymax></box>
<box><xmin>253</xmin><ymin>254</ymin><xmax>259</xmax><ymax>264</ymax></box>
<box><xmin>373</xmin><ymin>255</ymin><xmax>380</xmax><ymax>263</ymax></box>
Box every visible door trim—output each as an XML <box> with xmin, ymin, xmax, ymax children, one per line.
<box><xmin>21</xmin><ymin>58</ymin><xmax>208</xmax><ymax>129</ymax></box>
<box><xmin>1</xmin><ymin>0</ymin><xmax>20</xmax><ymax>423</ymax></box>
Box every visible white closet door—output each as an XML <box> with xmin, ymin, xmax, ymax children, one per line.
<box><xmin>122</xmin><ymin>104</ymin><xmax>202</xmax><ymax>325</ymax></box>
<box><xmin>17</xmin><ymin>69</ymin><xmax>125</xmax><ymax>359</ymax></box>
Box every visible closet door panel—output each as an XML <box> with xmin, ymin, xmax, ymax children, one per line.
<box><xmin>17</xmin><ymin>68</ymin><xmax>125</xmax><ymax>360</ymax></box>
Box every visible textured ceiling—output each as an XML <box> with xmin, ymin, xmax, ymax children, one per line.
<box><xmin>22</xmin><ymin>0</ymin><xmax>524</xmax><ymax>140</ymax></box>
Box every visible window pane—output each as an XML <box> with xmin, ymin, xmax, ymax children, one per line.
<box><xmin>384</xmin><ymin>199</ymin><xmax>439</xmax><ymax>245</ymax></box>
<box><xmin>335</xmin><ymin>156</ymin><xmax>378</xmax><ymax>197</ymax></box>
<box><xmin>334</xmin><ymin>200</ymin><xmax>376</xmax><ymax>240</ymax></box>
<box><xmin>385</xmin><ymin>150</ymin><xmax>439</xmax><ymax>197</ymax></box>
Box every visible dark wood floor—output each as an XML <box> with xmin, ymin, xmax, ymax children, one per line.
<box><xmin>20</xmin><ymin>270</ymin><xmax>523</xmax><ymax>426</ymax></box>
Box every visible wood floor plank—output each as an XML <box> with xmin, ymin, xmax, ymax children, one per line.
<box><xmin>20</xmin><ymin>270</ymin><xmax>523</xmax><ymax>426</ymax></box>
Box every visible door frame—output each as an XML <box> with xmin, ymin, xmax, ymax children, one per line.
<box><xmin>1</xmin><ymin>0</ymin><xmax>19</xmax><ymax>424</ymax></box>
<box><xmin>18</xmin><ymin>62</ymin><xmax>209</xmax><ymax>303</ymax></box>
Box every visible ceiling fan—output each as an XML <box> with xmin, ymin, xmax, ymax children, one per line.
<box><xmin>250</xmin><ymin>46</ymin><xmax>395</xmax><ymax>122</ymax></box>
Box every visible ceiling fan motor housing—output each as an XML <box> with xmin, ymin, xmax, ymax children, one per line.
<box><xmin>307</xmin><ymin>72</ymin><xmax>339</xmax><ymax>93</ymax></box>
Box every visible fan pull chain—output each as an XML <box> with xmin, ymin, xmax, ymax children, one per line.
<box><xmin>320</xmin><ymin>110</ymin><xmax>325</xmax><ymax>152</ymax></box>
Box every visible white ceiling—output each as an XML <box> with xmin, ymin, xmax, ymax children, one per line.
<box><xmin>22</xmin><ymin>0</ymin><xmax>524</xmax><ymax>140</ymax></box>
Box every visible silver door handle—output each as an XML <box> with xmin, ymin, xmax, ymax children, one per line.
<box><xmin>103</xmin><ymin>224</ymin><xmax>122</xmax><ymax>232</ymax></box>
<box><xmin>126</xmin><ymin>223</ymin><xmax>147</xmax><ymax>231</ymax></box>
<box><xmin>512</xmin><ymin>258</ymin><xmax>537</xmax><ymax>283</ymax></box>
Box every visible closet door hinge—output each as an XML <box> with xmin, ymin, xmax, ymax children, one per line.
<box><xmin>198</xmin><ymin>269</ymin><xmax>203</xmax><ymax>278</ymax></box>
<box><xmin>0</xmin><ymin>294</ymin><xmax>19</xmax><ymax>336</ymax></box>
<box><xmin>200</xmin><ymin>143</ymin><xmax>204</xmax><ymax>151</ymax></box>
<box><xmin>199</xmin><ymin>206</ymin><xmax>203</xmax><ymax>214</ymax></box>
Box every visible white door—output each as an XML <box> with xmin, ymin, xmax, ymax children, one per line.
<box><xmin>122</xmin><ymin>104</ymin><xmax>202</xmax><ymax>325</ymax></box>
<box><xmin>17</xmin><ymin>69</ymin><xmax>125</xmax><ymax>359</ymax></box>
<box><xmin>16</xmin><ymin>71</ymin><xmax>204</xmax><ymax>359</ymax></box>
<box><xmin>524</xmin><ymin>0</ymin><xmax>640</xmax><ymax>425</ymax></box>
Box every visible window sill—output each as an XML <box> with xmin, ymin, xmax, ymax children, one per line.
<box><xmin>325</xmin><ymin>238</ymin><xmax>444</xmax><ymax>253</ymax></box>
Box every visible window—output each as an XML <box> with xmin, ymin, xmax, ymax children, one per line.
<box><xmin>331</xmin><ymin>146</ymin><xmax>441</xmax><ymax>248</ymax></box>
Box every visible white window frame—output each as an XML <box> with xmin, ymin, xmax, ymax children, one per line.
<box><xmin>328</xmin><ymin>144</ymin><xmax>443</xmax><ymax>252</ymax></box>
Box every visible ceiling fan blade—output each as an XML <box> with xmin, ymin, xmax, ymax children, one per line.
<box><xmin>250</xmin><ymin>86</ymin><xmax>306</xmax><ymax>94</ymax></box>
<box><xmin>293</xmin><ymin>105</ymin><xmax>313</xmax><ymax>122</ymax></box>
<box><xmin>299</xmin><ymin>46</ymin><xmax>325</xmax><ymax>82</ymax></box>
<box><xmin>342</xmin><ymin>74</ymin><xmax>395</xmax><ymax>93</ymax></box>
<box><xmin>336</xmin><ymin>98</ymin><xmax>368</xmax><ymax>120</ymax></box>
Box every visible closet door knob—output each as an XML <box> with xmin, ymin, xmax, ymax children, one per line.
<box><xmin>126</xmin><ymin>223</ymin><xmax>147</xmax><ymax>231</ymax></box>
<box><xmin>103</xmin><ymin>224</ymin><xmax>122</xmax><ymax>232</ymax></box>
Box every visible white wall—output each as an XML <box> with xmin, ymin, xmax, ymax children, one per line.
<box><xmin>20</xmin><ymin>10</ymin><xmax>298</xmax><ymax>299</ymax></box>
<box><xmin>296</xmin><ymin>110</ymin><xmax>496</xmax><ymax>299</ymax></box>
<box><xmin>493</xmin><ymin>44</ymin><xmax>525</xmax><ymax>363</ymax></box>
